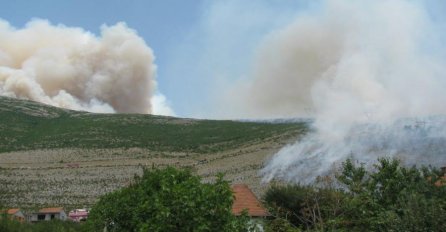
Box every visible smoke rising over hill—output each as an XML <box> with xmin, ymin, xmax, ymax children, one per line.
<box><xmin>0</xmin><ymin>19</ymin><xmax>173</xmax><ymax>115</ymax></box>
<box><xmin>235</xmin><ymin>0</ymin><xmax>446</xmax><ymax>182</ymax></box>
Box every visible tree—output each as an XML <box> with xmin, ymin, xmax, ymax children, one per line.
<box><xmin>264</xmin><ymin>158</ymin><xmax>446</xmax><ymax>231</ymax></box>
<box><xmin>264</xmin><ymin>182</ymin><xmax>345</xmax><ymax>231</ymax></box>
<box><xmin>86</xmin><ymin>167</ymin><xmax>249</xmax><ymax>232</ymax></box>
<box><xmin>337</xmin><ymin>158</ymin><xmax>446</xmax><ymax>231</ymax></box>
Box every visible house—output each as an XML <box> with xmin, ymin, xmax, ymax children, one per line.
<box><xmin>231</xmin><ymin>184</ymin><xmax>269</xmax><ymax>217</ymax></box>
<box><xmin>232</xmin><ymin>184</ymin><xmax>269</xmax><ymax>230</ymax></box>
<box><xmin>432</xmin><ymin>166</ymin><xmax>446</xmax><ymax>187</ymax></box>
<box><xmin>0</xmin><ymin>208</ymin><xmax>26</xmax><ymax>222</ymax></box>
<box><xmin>27</xmin><ymin>207</ymin><xmax>67</xmax><ymax>222</ymax></box>
<box><xmin>68</xmin><ymin>208</ymin><xmax>89</xmax><ymax>222</ymax></box>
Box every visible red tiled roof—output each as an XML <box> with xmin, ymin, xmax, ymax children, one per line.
<box><xmin>231</xmin><ymin>184</ymin><xmax>269</xmax><ymax>217</ymax></box>
<box><xmin>7</xmin><ymin>208</ymin><xmax>20</xmax><ymax>215</ymax></box>
<box><xmin>435</xmin><ymin>176</ymin><xmax>446</xmax><ymax>186</ymax></box>
<box><xmin>39</xmin><ymin>207</ymin><xmax>64</xmax><ymax>213</ymax></box>
<box><xmin>0</xmin><ymin>208</ymin><xmax>20</xmax><ymax>215</ymax></box>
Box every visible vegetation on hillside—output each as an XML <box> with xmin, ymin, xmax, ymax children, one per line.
<box><xmin>0</xmin><ymin>216</ymin><xmax>82</xmax><ymax>232</ymax></box>
<box><xmin>0</xmin><ymin>96</ymin><xmax>307</xmax><ymax>154</ymax></box>
<box><xmin>6</xmin><ymin>97</ymin><xmax>445</xmax><ymax>231</ymax></box>
<box><xmin>0</xmin><ymin>96</ymin><xmax>308</xmax><ymax>209</ymax></box>
<box><xmin>264</xmin><ymin>158</ymin><xmax>446</xmax><ymax>231</ymax></box>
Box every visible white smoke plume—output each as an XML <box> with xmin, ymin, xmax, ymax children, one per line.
<box><xmin>222</xmin><ymin>1</ymin><xmax>446</xmax><ymax>182</ymax></box>
<box><xmin>0</xmin><ymin>19</ymin><xmax>174</xmax><ymax>115</ymax></box>
<box><xmin>151</xmin><ymin>93</ymin><xmax>176</xmax><ymax>117</ymax></box>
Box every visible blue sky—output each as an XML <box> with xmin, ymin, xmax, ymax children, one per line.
<box><xmin>1</xmin><ymin>0</ymin><xmax>445</xmax><ymax>118</ymax></box>
<box><xmin>0</xmin><ymin>0</ymin><xmax>203</xmax><ymax>62</ymax></box>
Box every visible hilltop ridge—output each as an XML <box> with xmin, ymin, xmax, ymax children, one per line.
<box><xmin>0</xmin><ymin>96</ymin><xmax>305</xmax><ymax>154</ymax></box>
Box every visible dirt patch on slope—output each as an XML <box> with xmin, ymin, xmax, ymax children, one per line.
<box><xmin>0</xmin><ymin>134</ymin><xmax>296</xmax><ymax>209</ymax></box>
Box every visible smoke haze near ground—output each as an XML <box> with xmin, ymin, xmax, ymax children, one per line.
<box><xmin>0</xmin><ymin>19</ymin><xmax>174</xmax><ymax>115</ymax></box>
<box><xmin>222</xmin><ymin>0</ymin><xmax>446</xmax><ymax>182</ymax></box>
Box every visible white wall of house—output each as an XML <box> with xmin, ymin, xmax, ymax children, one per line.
<box><xmin>14</xmin><ymin>211</ymin><xmax>25</xmax><ymax>219</ymax></box>
<box><xmin>249</xmin><ymin>218</ymin><xmax>265</xmax><ymax>232</ymax></box>
<box><xmin>27</xmin><ymin>211</ymin><xmax>67</xmax><ymax>222</ymax></box>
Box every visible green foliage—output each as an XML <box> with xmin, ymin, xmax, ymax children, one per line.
<box><xmin>264</xmin><ymin>184</ymin><xmax>311</xmax><ymax>227</ymax></box>
<box><xmin>264</xmin><ymin>182</ymin><xmax>345</xmax><ymax>231</ymax></box>
<box><xmin>0</xmin><ymin>218</ymin><xmax>84</xmax><ymax>232</ymax></box>
<box><xmin>264</xmin><ymin>158</ymin><xmax>446</xmax><ymax>231</ymax></box>
<box><xmin>338</xmin><ymin>158</ymin><xmax>446</xmax><ymax>231</ymax></box>
<box><xmin>0</xmin><ymin>96</ymin><xmax>306</xmax><ymax>154</ymax></box>
<box><xmin>86</xmin><ymin>167</ymin><xmax>250</xmax><ymax>232</ymax></box>
<box><xmin>265</xmin><ymin>218</ymin><xmax>301</xmax><ymax>232</ymax></box>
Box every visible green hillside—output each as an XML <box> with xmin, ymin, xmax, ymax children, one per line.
<box><xmin>0</xmin><ymin>96</ymin><xmax>307</xmax><ymax>154</ymax></box>
<box><xmin>0</xmin><ymin>96</ymin><xmax>309</xmax><ymax>208</ymax></box>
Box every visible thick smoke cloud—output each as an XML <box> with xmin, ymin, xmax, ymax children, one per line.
<box><xmin>223</xmin><ymin>1</ymin><xmax>446</xmax><ymax>182</ymax></box>
<box><xmin>0</xmin><ymin>19</ymin><xmax>173</xmax><ymax>115</ymax></box>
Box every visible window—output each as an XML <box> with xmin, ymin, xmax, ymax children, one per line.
<box><xmin>37</xmin><ymin>214</ymin><xmax>45</xmax><ymax>221</ymax></box>
<box><xmin>51</xmin><ymin>214</ymin><xmax>55</xmax><ymax>219</ymax></box>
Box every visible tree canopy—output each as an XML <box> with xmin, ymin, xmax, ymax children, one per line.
<box><xmin>264</xmin><ymin>158</ymin><xmax>446</xmax><ymax>231</ymax></box>
<box><xmin>86</xmin><ymin>167</ymin><xmax>250</xmax><ymax>232</ymax></box>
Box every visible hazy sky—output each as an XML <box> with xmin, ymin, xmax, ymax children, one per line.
<box><xmin>1</xmin><ymin>0</ymin><xmax>446</xmax><ymax>118</ymax></box>
<box><xmin>0</xmin><ymin>0</ymin><xmax>313</xmax><ymax>117</ymax></box>
<box><xmin>0</xmin><ymin>0</ymin><xmax>202</xmax><ymax>114</ymax></box>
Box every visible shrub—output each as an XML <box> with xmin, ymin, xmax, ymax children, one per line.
<box><xmin>264</xmin><ymin>183</ymin><xmax>345</xmax><ymax>231</ymax></box>
<box><xmin>265</xmin><ymin>218</ymin><xmax>301</xmax><ymax>232</ymax></box>
<box><xmin>337</xmin><ymin>158</ymin><xmax>446</xmax><ymax>231</ymax></box>
<box><xmin>86</xmin><ymin>167</ymin><xmax>250</xmax><ymax>232</ymax></box>
<box><xmin>0</xmin><ymin>217</ymin><xmax>83</xmax><ymax>232</ymax></box>
<box><xmin>264</xmin><ymin>158</ymin><xmax>446</xmax><ymax>231</ymax></box>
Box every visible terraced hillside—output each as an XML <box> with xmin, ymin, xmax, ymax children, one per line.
<box><xmin>0</xmin><ymin>96</ymin><xmax>308</xmax><ymax>209</ymax></box>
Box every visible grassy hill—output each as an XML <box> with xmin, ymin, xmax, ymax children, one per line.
<box><xmin>0</xmin><ymin>96</ymin><xmax>306</xmax><ymax>153</ymax></box>
<box><xmin>0</xmin><ymin>96</ymin><xmax>308</xmax><ymax>209</ymax></box>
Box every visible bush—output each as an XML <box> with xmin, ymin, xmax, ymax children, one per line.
<box><xmin>86</xmin><ymin>167</ymin><xmax>250</xmax><ymax>232</ymax></box>
<box><xmin>264</xmin><ymin>158</ymin><xmax>446</xmax><ymax>231</ymax></box>
<box><xmin>265</xmin><ymin>218</ymin><xmax>301</xmax><ymax>232</ymax></box>
<box><xmin>0</xmin><ymin>217</ymin><xmax>83</xmax><ymax>232</ymax></box>
<box><xmin>337</xmin><ymin>158</ymin><xmax>446</xmax><ymax>231</ymax></box>
<box><xmin>264</xmin><ymin>183</ymin><xmax>345</xmax><ymax>231</ymax></box>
